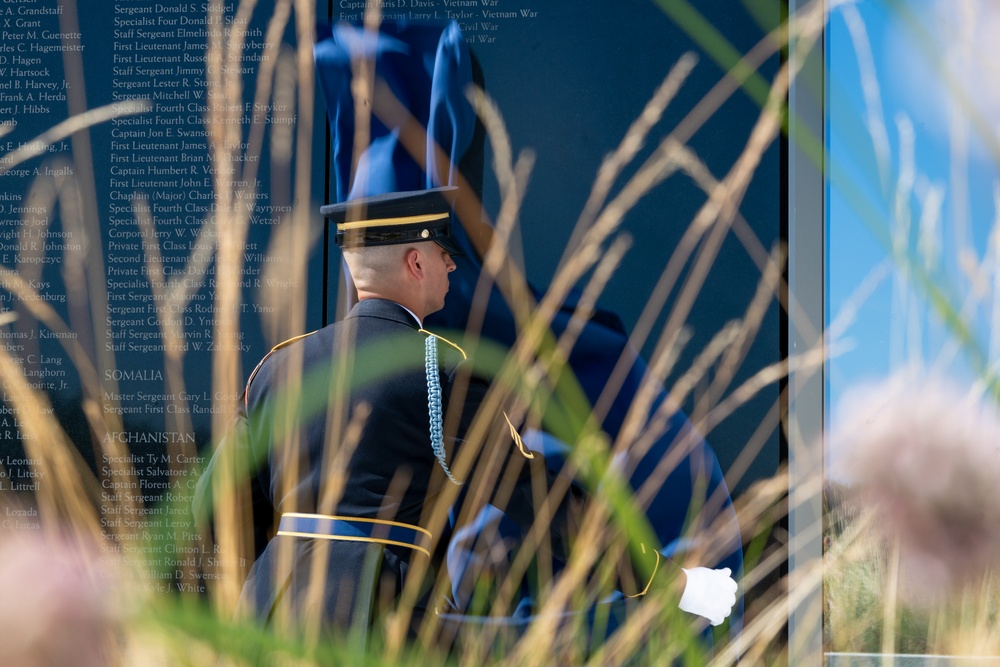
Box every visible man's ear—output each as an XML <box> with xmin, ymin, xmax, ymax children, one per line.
<box><xmin>404</xmin><ymin>247</ymin><xmax>423</xmax><ymax>280</ymax></box>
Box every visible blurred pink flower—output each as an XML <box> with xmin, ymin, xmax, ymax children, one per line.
<box><xmin>830</xmin><ymin>373</ymin><xmax>1000</xmax><ymax>600</ymax></box>
<box><xmin>0</xmin><ymin>529</ymin><xmax>115</xmax><ymax>667</ymax></box>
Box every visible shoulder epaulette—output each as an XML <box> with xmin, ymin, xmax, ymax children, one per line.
<box><xmin>418</xmin><ymin>328</ymin><xmax>468</xmax><ymax>361</ymax></box>
<box><xmin>243</xmin><ymin>331</ymin><xmax>318</xmax><ymax>410</ymax></box>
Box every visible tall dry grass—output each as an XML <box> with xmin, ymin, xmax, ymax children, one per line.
<box><xmin>4</xmin><ymin>0</ymin><xmax>972</xmax><ymax>665</ymax></box>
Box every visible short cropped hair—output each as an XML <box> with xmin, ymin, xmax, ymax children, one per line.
<box><xmin>342</xmin><ymin>244</ymin><xmax>411</xmax><ymax>290</ymax></box>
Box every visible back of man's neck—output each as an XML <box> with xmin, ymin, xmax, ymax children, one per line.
<box><xmin>359</xmin><ymin>295</ymin><xmax>422</xmax><ymax>327</ymax></box>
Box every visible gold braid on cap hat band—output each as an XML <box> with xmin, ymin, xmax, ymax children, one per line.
<box><xmin>336</xmin><ymin>212</ymin><xmax>449</xmax><ymax>230</ymax></box>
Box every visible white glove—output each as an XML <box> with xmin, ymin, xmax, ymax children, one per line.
<box><xmin>678</xmin><ymin>567</ymin><xmax>738</xmax><ymax>626</ymax></box>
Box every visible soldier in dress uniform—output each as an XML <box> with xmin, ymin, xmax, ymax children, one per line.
<box><xmin>220</xmin><ymin>186</ymin><xmax>583</xmax><ymax>638</ymax></box>
<box><xmin>199</xmin><ymin>186</ymin><xmax>737</xmax><ymax>646</ymax></box>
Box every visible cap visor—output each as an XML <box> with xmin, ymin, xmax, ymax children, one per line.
<box><xmin>434</xmin><ymin>236</ymin><xmax>464</xmax><ymax>257</ymax></box>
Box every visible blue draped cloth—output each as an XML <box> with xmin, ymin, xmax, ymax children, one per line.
<box><xmin>314</xmin><ymin>19</ymin><xmax>743</xmax><ymax>638</ymax></box>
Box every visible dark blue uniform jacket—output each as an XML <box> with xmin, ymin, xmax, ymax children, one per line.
<box><xmin>235</xmin><ymin>298</ymin><xmax>577</xmax><ymax>630</ymax></box>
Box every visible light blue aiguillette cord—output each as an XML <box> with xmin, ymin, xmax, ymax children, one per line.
<box><xmin>425</xmin><ymin>334</ymin><xmax>462</xmax><ymax>485</ymax></box>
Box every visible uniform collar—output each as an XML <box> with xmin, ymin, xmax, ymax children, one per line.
<box><xmin>348</xmin><ymin>298</ymin><xmax>421</xmax><ymax>329</ymax></box>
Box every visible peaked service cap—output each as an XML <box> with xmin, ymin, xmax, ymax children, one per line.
<box><xmin>322</xmin><ymin>186</ymin><xmax>463</xmax><ymax>256</ymax></box>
